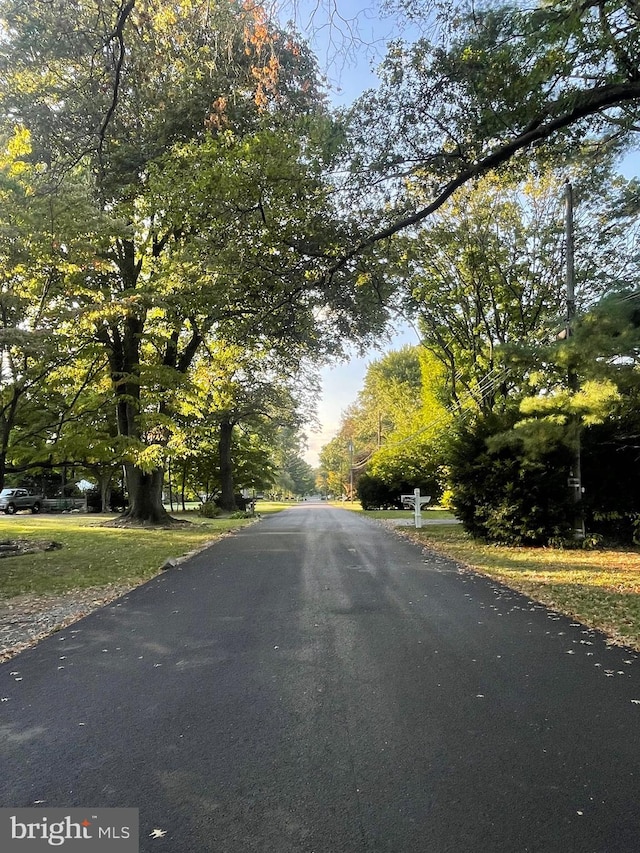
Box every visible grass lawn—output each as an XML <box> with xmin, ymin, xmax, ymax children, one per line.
<box><xmin>255</xmin><ymin>500</ymin><xmax>299</xmax><ymax>514</ymax></box>
<box><xmin>0</xmin><ymin>511</ymin><xmax>262</xmax><ymax>598</ymax></box>
<box><xmin>400</xmin><ymin>523</ymin><xmax>640</xmax><ymax>650</ymax></box>
<box><xmin>332</xmin><ymin>502</ymin><xmax>455</xmax><ymax>521</ymax></box>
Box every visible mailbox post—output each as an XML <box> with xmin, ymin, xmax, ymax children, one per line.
<box><xmin>401</xmin><ymin>491</ymin><xmax>431</xmax><ymax>528</ymax></box>
<box><xmin>414</xmin><ymin>487</ymin><xmax>422</xmax><ymax>528</ymax></box>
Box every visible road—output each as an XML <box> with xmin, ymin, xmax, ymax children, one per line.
<box><xmin>2</xmin><ymin>503</ymin><xmax>640</xmax><ymax>852</ymax></box>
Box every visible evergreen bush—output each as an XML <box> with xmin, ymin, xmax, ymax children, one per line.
<box><xmin>447</xmin><ymin>413</ymin><xmax>575</xmax><ymax>545</ymax></box>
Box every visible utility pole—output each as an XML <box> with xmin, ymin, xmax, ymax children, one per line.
<box><xmin>348</xmin><ymin>440</ymin><xmax>354</xmax><ymax>502</ymax></box>
<box><xmin>565</xmin><ymin>181</ymin><xmax>585</xmax><ymax>540</ymax></box>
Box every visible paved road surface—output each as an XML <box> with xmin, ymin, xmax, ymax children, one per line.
<box><xmin>2</xmin><ymin>504</ymin><xmax>640</xmax><ymax>852</ymax></box>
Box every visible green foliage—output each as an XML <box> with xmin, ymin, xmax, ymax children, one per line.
<box><xmin>169</xmin><ymin>344</ymin><xmax>314</xmax><ymax>507</ymax></box>
<box><xmin>317</xmin><ymin>435</ymin><xmax>351</xmax><ymax>497</ymax></box>
<box><xmin>573</xmin><ymin>290</ymin><xmax>640</xmax><ymax>374</ymax></box>
<box><xmin>396</xmin><ymin>171</ymin><xmax>640</xmax><ymax>416</ymax></box>
<box><xmin>0</xmin><ymin>0</ymin><xmax>398</xmax><ymax>521</ymax></box>
<box><xmin>357</xmin><ymin>471</ymin><xmax>436</xmax><ymax>511</ymax></box>
<box><xmin>271</xmin><ymin>428</ymin><xmax>316</xmax><ymax>497</ymax></box>
<box><xmin>446</xmin><ymin>305</ymin><xmax>640</xmax><ymax>546</ymax></box>
<box><xmin>347</xmin><ymin>0</ymin><xmax>640</xmax><ymax>244</ymax></box>
<box><xmin>319</xmin><ymin>346</ymin><xmax>451</xmax><ymax>499</ymax></box>
<box><xmin>367</xmin><ymin>425</ymin><xmax>445</xmax><ymax>503</ymax></box>
<box><xmin>448</xmin><ymin>412</ymin><xmax>575</xmax><ymax>545</ymax></box>
<box><xmin>199</xmin><ymin>501</ymin><xmax>221</xmax><ymax>519</ymax></box>
<box><xmin>581</xmin><ymin>406</ymin><xmax>640</xmax><ymax>544</ymax></box>
<box><xmin>356</xmin><ymin>473</ymin><xmax>402</xmax><ymax>510</ymax></box>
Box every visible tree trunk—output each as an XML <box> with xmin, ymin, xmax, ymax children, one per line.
<box><xmin>181</xmin><ymin>462</ymin><xmax>187</xmax><ymax>511</ymax></box>
<box><xmin>106</xmin><ymin>305</ymin><xmax>180</xmax><ymax>525</ymax></box>
<box><xmin>218</xmin><ymin>419</ymin><xmax>236</xmax><ymax>512</ymax></box>
<box><xmin>115</xmin><ymin>464</ymin><xmax>174</xmax><ymax>525</ymax></box>
<box><xmin>0</xmin><ymin>386</ymin><xmax>23</xmax><ymax>492</ymax></box>
<box><xmin>167</xmin><ymin>457</ymin><xmax>174</xmax><ymax>512</ymax></box>
<box><xmin>101</xmin><ymin>240</ymin><xmax>200</xmax><ymax>527</ymax></box>
<box><xmin>99</xmin><ymin>472</ymin><xmax>113</xmax><ymax>514</ymax></box>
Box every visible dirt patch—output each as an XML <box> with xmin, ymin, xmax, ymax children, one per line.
<box><xmin>0</xmin><ymin>539</ymin><xmax>62</xmax><ymax>557</ymax></box>
<box><xmin>0</xmin><ymin>585</ymin><xmax>134</xmax><ymax>662</ymax></box>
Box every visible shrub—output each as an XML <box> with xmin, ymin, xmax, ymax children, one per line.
<box><xmin>581</xmin><ymin>415</ymin><xmax>640</xmax><ymax>544</ymax></box>
<box><xmin>447</xmin><ymin>413</ymin><xmax>575</xmax><ymax>546</ymax></box>
<box><xmin>357</xmin><ymin>473</ymin><xmax>401</xmax><ymax>510</ymax></box>
<box><xmin>199</xmin><ymin>501</ymin><xmax>221</xmax><ymax>518</ymax></box>
<box><xmin>357</xmin><ymin>472</ymin><xmax>437</xmax><ymax>511</ymax></box>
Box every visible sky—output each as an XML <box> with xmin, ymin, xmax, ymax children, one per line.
<box><xmin>304</xmin><ymin>323</ymin><xmax>420</xmax><ymax>466</ymax></box>
<box><xmin>295</xmin><ymin>1</ymin><xmax>640</xmax><ymax>467</ymax></box>
<box><xmin>295</xmin><ymin>1</ymin><xmax>420</xmax><ymax>466</ymax></box>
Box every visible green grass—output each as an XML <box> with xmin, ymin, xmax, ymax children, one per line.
<box><xmin>402</xmin><ymin>523</ymin><xmax>640</xmax><ymax>650</ymax></box>
<box><xmin>333</xmin><ymin>501</ymin><xmax>455</xmax><ymax>521</ymax></box>
<box><xmin>255</xmin><ymin>500</ymin><xmax>298</xmax><ymax>514</ymax></box>
<box><xmin>0</xmin><ymin>512</ymin><xmax>259</xmax><ymax>598</ymax></box>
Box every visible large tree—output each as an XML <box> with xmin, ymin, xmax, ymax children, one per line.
<box><xmin>178</xmin><ymin>343</ymin><xmax>315</xmax><ymax>511</ymax></box>
<box><xmin>398</xmin><ymin>169</ymin><xmax>640</xmax><ymax>414</ymax></box>
<box><xmin>335</xmin><ymin>0</ymin><xmax>640</xmax><ymax>266</ymax></box>
<box><xmin>0</xmin><ymin>0</ymin><xmax>392</xmax><ymax>524</ymax></box>
<box><xmin>437</xmin><ymin>175</ymin><xmax>640</xmax><ymax>543</ymax></box>
<box><xmin>318</xmin><ymin>345</ymin><xmax>450</xmax><ymax>499</ymax></box>
<box><xmin>0</xmin><ymin>127</ymin><xmax>107</xmax><ymax>488</ymax></box>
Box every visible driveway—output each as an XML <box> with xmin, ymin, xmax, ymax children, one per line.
<box><xmin>2</xmin><ymin>504</ymin><xmax>640</xmax><ymax>851</ymax></box>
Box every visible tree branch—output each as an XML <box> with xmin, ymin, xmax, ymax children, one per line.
<box><xmin>330</xmin><ymin>79</ymin><xmax>640</xmax><ymax>274</ymax></box>
<box><xmin>97</xmin><ymin>0</ymin><xmax>136</xmax><ymax>191</ymax></box>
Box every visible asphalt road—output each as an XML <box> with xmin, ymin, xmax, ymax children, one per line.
<box><xmin>2</xmin><ymin>504</ymin><xmax>640</xmax><ymax>852</ymax></box>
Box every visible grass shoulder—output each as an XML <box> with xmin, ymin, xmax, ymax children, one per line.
<box><xmin>403</xmin><ymin>523</ymin><xmax>640</xmax><ymax>650</ymax></box>
<box><xmin>0</xmin><ymin>511</ymin><xmax>262</xmax><ymax>598</ymax></box>
<box><xmin>331</xmin><ymin>501</ymin><xmax>456</xmax><ymax>521</ymax></box>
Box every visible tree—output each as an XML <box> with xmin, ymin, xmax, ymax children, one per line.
<box><xmin>397</xmin><ymin>170</ymin><xmax>640</xmax><ymax>414</ymax></box>
<box><xmin>179</xmin><ymin>343</ymin><xmax>315</xmax><ymax>511</ymax></box>
<box><xmin>318</xmin><ymin>433</ymin><xmax>358</xmax><ymax>498</ymax></box>
<box><xmin>38</xmin><ymin>371</ymin><xmax>126</xmax><ymax>513</ymax></box>
<box><xmin>518</xmin><ymin>289</ymin><xmax>640</xmax><ymax>543</ymax></box>
<box><xmin>335</xmin><ymin>0</ymin><xmax>640</xmax><ymax>266</ymax></box>
<box><xmin>356</xmin><ymin>346</ymin><xmax>423</xmax><ymax>445</ymax></box>
<box><xmin>0</xmin><ymin>127</ymin><xmax>107</xmax><ymax>488</ymax></box>
<box><xmin>446</xmin><ymin>409</ymin><xmax>576</xmax><ymax>545</ymax></box>
<box><xmin>271</xmin><ymin>426</ymin><xmax>316</xmax><ymax>497</ymax></box>
<box><xmin>356</xmin><ymin>472</ymin><xmax>403</xmax><ymax>510</ymax></box>
<box><xmin>319</xmin><ymin>345</ymin><xmax>451</xmax><ymax>500</ymax></box>
<box><xmin>446</xmin><ymin>276</ymin><xmax>640</xmax><ymax>544</ymax></box>
<box><xmin>364</xmin><ymin>348</ymin><xmax>449</xmax><ymax>500</ymax></box>
<box><xmin>0</xmin><ymin>0</ymin><xmax>392</xmax><ymax>524</ymax></box>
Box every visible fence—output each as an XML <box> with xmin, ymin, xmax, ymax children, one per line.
<box><xmin>42</xmin><ymin>498</ymin><xmax>88</xmax><ymax>513</ymax></box>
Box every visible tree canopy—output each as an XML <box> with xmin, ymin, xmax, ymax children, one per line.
<box><xmin>3</xmin><ymin>0</ymin><xmax>640</xmax><ymax>532</ymax></box>
<box><xmin>318</xmin><ymin>346</ymin><xmax>450</xmax><ymax>501</ymax></box>
<box><xmin>335</xmin><ymin>0</ymin><xmax>640</xmax><ymax>265</ymax></box>
<box><xmin>0</xmin><ymin>0</ymin><xmax>395</xmax><ymax>523</ymax></box>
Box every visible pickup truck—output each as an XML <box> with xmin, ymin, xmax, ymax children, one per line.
<box><xmin>0</xmin><ymin>488</ymin><xmax>43</xmax><ymax>514</ymax></box>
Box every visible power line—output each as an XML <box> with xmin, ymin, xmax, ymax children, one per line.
<box><xmin>356</xmin><ymin>364</ymin><xmax>511</xmax><ymax>457</ymax></box>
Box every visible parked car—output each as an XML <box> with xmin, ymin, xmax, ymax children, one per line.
<box><xmin>0</xmin><ymin>488</ymin><xmax>43</xmax><ymax>514</ymax></box>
